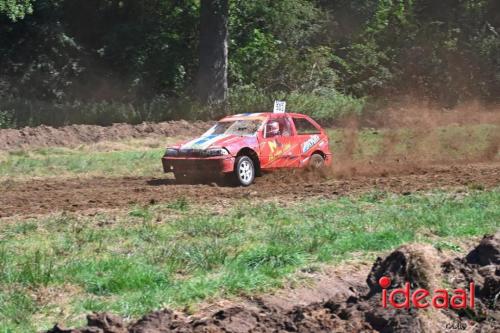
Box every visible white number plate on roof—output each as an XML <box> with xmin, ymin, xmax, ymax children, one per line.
<box><xmin>273</xmin><ymin>100</ymin><xmax>286</xmax><ymax>113</ymax></box>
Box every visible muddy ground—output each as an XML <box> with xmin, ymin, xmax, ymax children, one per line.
<box><xmin>0</xmin><ymin>120</ymin><xmax>212</xmax><ymax>151</ymax></box>
<box><xmin>46</xmin><ymin>233</ymin><xmax>500</xmax><ymax>333</ymax></box>
<box><xmin>0</xmin><ymin>162</ymin><xmax>499</xmax><ymax>218</ymax></box>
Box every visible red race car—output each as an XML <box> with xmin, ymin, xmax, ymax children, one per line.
<box><xmin>162</xmin><ymin>112</ymin><xmax>332</xmax><ymax>186</ymax></box>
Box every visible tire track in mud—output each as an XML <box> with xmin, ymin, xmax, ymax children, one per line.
<box><xmin>1</xmin><ymin>162</ymin><xmax>499</xmax><ymax>218</ymax></box>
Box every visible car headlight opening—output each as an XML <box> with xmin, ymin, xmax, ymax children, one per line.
<box><xmin>165</xmin><ymin>148</ymin><xmax>179</xmax><ymax>157</ymax></box>
<box><xmin>205</xmin><ymin>147</ymin><xmax>230</xmax><ymax>156</ymax></box>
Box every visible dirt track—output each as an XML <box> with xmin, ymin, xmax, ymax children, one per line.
<box><xmin>1</xmin><ymin>162</ymin><xmax>499</xmax><ymax>218</ymax></box>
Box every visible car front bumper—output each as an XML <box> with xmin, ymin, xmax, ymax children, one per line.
<box><xmin>162</xmin><ymin>156</ymin><xmax>235</xmax><ymax>175</ymax></box>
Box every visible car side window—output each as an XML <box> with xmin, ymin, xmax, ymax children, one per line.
<box><xmin>293</xmin><ymin>118</ymin><xmax>320</xmax><ymax>135</ymax></box>
<box><xmin>278</xmin><ymin>117</ymin><xmax>292</xmax><ymax>137</ymax></box>
<box><xmin>264</xmin><ymin>117</ymin><xmax>292</xmax><ymax>138</ymax></box>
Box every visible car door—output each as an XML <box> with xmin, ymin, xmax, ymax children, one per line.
<box><xmin>291</xmin><ymin>116</ymin><xmax>323</xmax><ymax>167</ymax></box>
<box><xmin>258</xmin><ymin>115</ymin><xmax>295</xmax><ymax>169</ymax></box>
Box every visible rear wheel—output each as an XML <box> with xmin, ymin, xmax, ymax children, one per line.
<box><xmin>308</xmin><ymin>153</ymin><xmax>325</xmax><ymax>170</ymax></box>
<box><xmin>234</xmin><ymin>156</ymin><xmax>255</xmax><ymax>186</ymax></box>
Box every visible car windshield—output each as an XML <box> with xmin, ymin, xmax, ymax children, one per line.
<box><xmin>203</xmin><ymin>120</ymin><xmax>263</xmax><ymax>137</ymax></box>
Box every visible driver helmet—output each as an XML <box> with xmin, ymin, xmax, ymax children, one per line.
<box><xmin>268</xmin><ymin>121</ymin><xmax>280</xmax><ymax>136</ymax></box>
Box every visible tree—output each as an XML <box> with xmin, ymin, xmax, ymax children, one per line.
<box><xmin>197</xmin><ymin>0</ymin><xmax>229</xmax><ymax>105</ymax></box>
<box><xmin>0</xmin><ymin>0</ymin><xmax>33</xmax><ymax>21</ymax></box>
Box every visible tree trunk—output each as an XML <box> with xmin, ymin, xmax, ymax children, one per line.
<box><xmin>197</xmin><ymin>0</ymin><xmax>229</xmax><ymax>105</ymax></box>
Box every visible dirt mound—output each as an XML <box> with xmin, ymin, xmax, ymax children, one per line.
<box><xmin>0</xmin><ymin>121</ymin><xmax>212</xmax><ymax>150</ymax></box>
<box><xmin>319</xmin><ymin>244</ymin><xmax>448</xmax><ymax>333</ymax></box>
<box><xmin>45</xmin><ymin>234</ymin><xmax>500</xmax><ymax>333</ymax></box>
<box><xmin>444</xmin><ymin>233</ymin><xmax>500</xmax><ymax>324</ymax></box>
<box><xmin>465</xmin><ymin>234</ymin><xmax>500</xmax><ymax>266</ymax></box>
<box><xmin>367</xmin><ymin>244</ymin><xmax>442</xmax><ymax>294</ymax></box>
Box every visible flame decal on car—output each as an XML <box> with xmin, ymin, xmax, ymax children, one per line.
<box><xmin>267</xmin><ymin>141</ymin><xmax>292</xmax><ymax>162</ymax></box>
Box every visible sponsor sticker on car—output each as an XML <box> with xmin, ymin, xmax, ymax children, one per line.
<box><xmin>302</xmin><ymin>135</ymin><xmax>320</xmax><ymax>153</ymax></box>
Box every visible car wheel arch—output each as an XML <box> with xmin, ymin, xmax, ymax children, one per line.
<box><xmin>236</xmin><ymin>148</ymin><xmax>261</xmax><ymax>175</ymax></box>
<box><xmin>311</xmin><ymin>150</ymin><xmax>326</xmax><ymax>159</ymax></box>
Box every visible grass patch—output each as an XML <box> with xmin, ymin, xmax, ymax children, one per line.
<box><xmin>0</xmin><ymin>147</ymin><xmax>165</xmax><ymax>180</ymax></box>
<box><xmin>0</xmin><ymin>189</ymin><xmax>498</xmax><ymax>331</ymax></box>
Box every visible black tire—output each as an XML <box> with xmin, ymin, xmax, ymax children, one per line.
<box><xmin>308</xmin><ymin>153</ymin><xmax>325</xmax><ymax>170</ymax></box>
<box><xmin>234</xmin><ymin>156</ymin><xmax>255</xmax><ymax>186</ymax></box>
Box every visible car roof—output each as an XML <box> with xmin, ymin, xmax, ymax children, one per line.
<box><xmin>220</xmin><ymin>112</ymin><xmax>309</xmax><ymax>121</ymax></box>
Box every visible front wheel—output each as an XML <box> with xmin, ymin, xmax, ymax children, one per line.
<box><xmin>234</xmin><ymin>156</ymin><xmax>255</xmax><ymax>186</ymax></box>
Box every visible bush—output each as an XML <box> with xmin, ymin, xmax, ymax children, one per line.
<box><xmin>228</xmin><ymin>85</ymin><xmax>273</xmax><ymax>114</ymax></box>
<box><xmin>228</xmin><ymin>85</ymin><xmax>365</xmax><ymax>124</ymax></box>
<box><xmin>0</xmin><ymin>87</ymin><xmax>366</xmax><ymax>128</ymax></box>
<box><xmin>0</xmin><ymin>95</ymin><xmax>213</xmax><ymax>128</ymax></box>
<box><xmin>0</xmin><ymin>109</ymin><xmax>15</xmax><ymax>128</ymax></box>
<box><xmin>286</xmin><ymin>89</ymin><xmax>366</xmax><ymax>124</ymax></box>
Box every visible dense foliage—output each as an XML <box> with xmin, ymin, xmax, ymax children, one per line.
<box><xmin>0</xmin><ymin>0</ymin><xmax>498</xmax><ymax>127</ymax></box>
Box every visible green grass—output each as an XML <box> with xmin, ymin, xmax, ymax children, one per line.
<box><xmin>0</xmin><ymin>138</ymin><xmax>172</xmax><ymax>180</ymax></box>
<box><xmin>0</xmin><ymin>148</ymin><xmax>165</xmax><ymax>179</ymax></box>
<box><xmin>0</xmin><ymin>124</ymin><xmax>498</xmax><ymax>181</ymax></box>
<box><xmin>0</xmin><ymin>189</ymin><xmax>498</xmax><ymax>331</ymax></box>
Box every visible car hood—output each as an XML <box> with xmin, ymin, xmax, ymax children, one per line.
<box><xmin>173</xmin><ymin>134</ymin><xmax>248</xmax><ymax>151</ymax></box>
